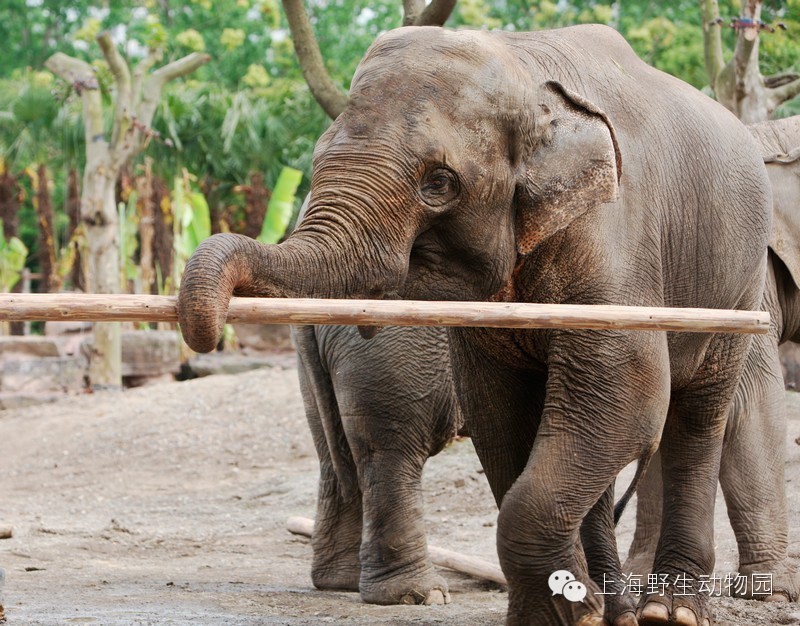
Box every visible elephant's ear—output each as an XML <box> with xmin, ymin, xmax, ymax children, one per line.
<box><xmin>513</xmin><ymin>81</ymin><xmax>622</xmax><ymax>255</ymax></box>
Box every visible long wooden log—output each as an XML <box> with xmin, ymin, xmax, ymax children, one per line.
<box><xmin>286</xmin><ymin>516</ymin><xmax>507</xmax><ymax>586</ymax></box>
<box><xmin>0</xmin><ymin>293</ymin><xmax>770</xmax><ymax>334</ymax></box>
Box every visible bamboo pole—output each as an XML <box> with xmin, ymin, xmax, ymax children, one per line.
<box><xmin>286</xmin><ymin>516</ymin><xmax>507</xmax><ymax>586</ymax></box>
<box><xmin>0</xmin><ymin>293</ymin><xmax>770</xmax><ymax>334</ymax></box>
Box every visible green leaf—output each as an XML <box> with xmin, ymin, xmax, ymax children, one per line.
<box><xmin>0</xmin><ymin>235</ymin><xmax>28</xmax><ymax>292</ymax></box>
<box><xmin>259</xmin><ymin>166</ymin><xmax>302</xmax><ymax>244</ymax></box>
<box><xmin>183</xmin><ymin>191</ymin><xmax>211</xmax><ymax>256</ymax></box>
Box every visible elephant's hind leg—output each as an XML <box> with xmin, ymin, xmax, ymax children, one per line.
<box><xmin>640</xmin><ymin>333</ymin><xmax>752</xmax><ymax>626</ymax></box>
<box><xmin>294</xmin><ymin>327</ymin><xmax>362</xmax><ymax>591</ymax></box>
<box><xmin>338</xmin><ymin>378</ymin><xmax>454</xmax><ymax>602</ymax></box>
<box><xmin>719</xmin><ymin>333</ymin><xmax>799</xmax><ymax>602</ymax></box>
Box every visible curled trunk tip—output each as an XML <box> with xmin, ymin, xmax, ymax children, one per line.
<box><xmin>177</xmin><ymin>233</ymin><xmax>248</xmax><ymax>353</ymax></box>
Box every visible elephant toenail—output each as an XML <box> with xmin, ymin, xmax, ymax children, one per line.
<box><xmin>673</xmin><ymin>606</ymin><xmax>699</xmax><ymax>626</ymax></box>
<box><xmin>639</xmin><ymin>602</ymin><xmax>669</xmax><ymax>623</ymax></box>
<box><xmin>764</xmin><ymin>591</ymin><xmax>791</xmax><ymax>602</ymax></box>
<box><xmin>423</xmin><ymin>589</ymin><xmax>447</xmax><ymax>605</ymax></box>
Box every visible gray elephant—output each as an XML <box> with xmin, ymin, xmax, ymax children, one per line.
<box><xmin>292</xmin><ymin>323</ymin><xmax>461</xmax><ymax>605</ymax></box>
<box><xmin>177</xmin><ymin>26</ymin><xmax>771</xmax><ymax>626</ymax></box>
<box><xmin>625</xmin><ymin>115</ymin><xmax>800</xmax><ymax>602</ymax></box>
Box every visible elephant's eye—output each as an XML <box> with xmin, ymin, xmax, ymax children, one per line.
<box><xmin>420</xmin><ymin>168</ymin><xmax>459</xmax><ymax>206</ymax></box>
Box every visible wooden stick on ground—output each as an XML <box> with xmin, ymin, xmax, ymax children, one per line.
<box><xmin>287</xmin><ymin>515</ymin><xmax>507</xmax><ymax>586</ymax></box>
<box><xmin>0</xmin><ymin>526</ymin><xmax>12</xmax><ymax>540</ymax></box>
<box><xmin>0</xmin><ymin>294</ymin><xmax>770</xmax><ymax>334</ymax></box>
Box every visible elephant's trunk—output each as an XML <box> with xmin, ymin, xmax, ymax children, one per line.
<box><xmin>178</xmin><ymin>202</ymin><xmax>412</xmax><ymax>352</ymax></box>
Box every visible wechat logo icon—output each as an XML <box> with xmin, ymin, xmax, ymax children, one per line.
<box><xmin>549</xmin><ymin>570</ymin><xmax>588</xmax><ymax>603</ymax></box>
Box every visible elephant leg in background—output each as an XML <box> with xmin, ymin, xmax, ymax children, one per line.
<box><xmin>451</xmin><ymin>329</ymin><xmax>669</xmax><ymax>626</ymax></box>
<box><xmin>643</xmin><ymin>332</ymin><xmax>753</xmax><ymax>626</ymax></box>
<box><xmin>621</xmin><ymin>451</ymin><xmax>662</xmax><ymax>578</ymax></box>
<box><xmin>295</xmin><ymin>328</ymin><xmax>363</xmax><ymax>592</ymax></box>
<box><xmin>581</xmin><ymin>486</ymin><xmax>638</xmax><ymax>626</ymax></box>
<box><xmin>719</xmin><ymin>331</ymin><xmax>799</xmax><ymax>602</ymax></box>
<box><xmin>626</xmin><ymin>331</ymin><xmax>800</xmax><ymax>603</ymax></box>
<box><xmin>294</xmin><ymin>325</ymin><xmax>458</xmax><ymax>605</ymax></box>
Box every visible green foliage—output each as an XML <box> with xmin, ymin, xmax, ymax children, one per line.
<box><xmin>259</xmin><ymin>166</ymin><xmax>302</xmax><ymax>244</ymax></box>
<box><xmin>0</xmin><ymin>234</ymin><xmax>28</xmax><ymax>292</ymax></box>
<box><xmin>176</xmin><ymin>29</ymin><xmax>206</xmax><ymax>52</ymax></box>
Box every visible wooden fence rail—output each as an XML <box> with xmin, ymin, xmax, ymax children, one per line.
<box><xmin>0</xmin><ymin>293</ymin><xmax>770</xmax><ymax>334</ymax></box>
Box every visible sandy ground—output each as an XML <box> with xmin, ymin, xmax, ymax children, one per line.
<box><xmin>1</xmin><ymin>358</ymin><xmax>800</xmax><ymax>625</ymax></box>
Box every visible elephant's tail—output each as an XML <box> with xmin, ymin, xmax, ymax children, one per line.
<box><xmin>613</xmin><ymin>448</ymin><xmax>655</xmax><ymax>526</ymax></box>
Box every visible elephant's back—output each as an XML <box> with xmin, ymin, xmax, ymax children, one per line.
<box><xmin>510</xmin><ymin>26</ymin><xmax>770</xmax><ymax>312</ymax></box>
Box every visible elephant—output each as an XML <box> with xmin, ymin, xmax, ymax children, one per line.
<box><xmin>624</xmin><ymin>115</ymin><xmax>800</xmax><ymax>602</ymax></box>
<box><xmin>292</xmin><ymin>323</ymin><xmax>461</xmax><ymax>605</ymax></box>
<box><xmin>177</xmin><ymin>25</ymin><xmax>772</xmax><ymax>626</ymax></box>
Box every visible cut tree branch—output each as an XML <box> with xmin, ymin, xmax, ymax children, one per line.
<box><xmin>97</xmin><ymin>32</ymin><xmax>132</xmax><ymax>149</ymax></box>
<box><xmin>282</xmin><ymin>0</ymin><xmax>349</xmax><ymax>120</ymax></box>
<box><xmin>765</xmin><ymin>71</ymin><xmax>800</xmax><ymax>89</ymax></box>
<box><xmin>148</xmin><ymin>51</ymin><xmax>211</xmax><ymax>87</ymax></box>
<box><xmin>414</xmin><ymin>0</ymin><xmax>457</xmax><ymax>26</ymax></box>
<box><xmin>769</xmin><ymin>77</ymin><xmax>800</xmax><ymax>107</ymax></box>
<box><xmin>45</xmin><ymin>53</ymin><xmax>105</xmax><ymax>150</ymax></box>
<box><xmin>113</xmin><ymin>52</ymin><xmax>210</xmax><ymax>169</ymax></box>
<box><xmin>699</xmin><ymin>0</ymin><xmax>725</xmax><ymax>86</ymax></box>
<box><xmin>132</xmin><ymin>48</ymin><xmax>164</xmax><ymax>110</ymax></box>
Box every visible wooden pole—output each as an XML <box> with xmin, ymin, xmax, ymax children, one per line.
<box><xmin>286</xmin><ymin>516</ymin><xmax>507</xmax><ymax>586</ymax></box>
<box><xmin>0</xmin><ymin>293</ymin><xmax>770</xmax><ymax>334</ymax></box>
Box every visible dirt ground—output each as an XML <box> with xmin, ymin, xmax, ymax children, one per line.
<box><xmin>2</xmin><ymin>356</ymin><xmax>800</xmax><ymax>625</ymax></box>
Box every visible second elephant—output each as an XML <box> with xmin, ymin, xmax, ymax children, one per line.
<box><xmin>293</xmin><ymin>323</ymin><xmax>461</xmax><ymax>605</ymax></box>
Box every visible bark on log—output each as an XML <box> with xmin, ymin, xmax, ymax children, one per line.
<box><xmin>0</xmin><ymin>293</ymin><xmax>770</xmax><ymax>334</ymax></box>
<box><xmin>286</xmin><ymin>516</ymin><xmax>507</xmax><ymax>586</ymax></box>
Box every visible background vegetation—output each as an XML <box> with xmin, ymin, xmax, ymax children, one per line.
<box><xmin>0</xmin><ymin>1</ymin><xmax>797</xmax><ymax>380</ymax></box>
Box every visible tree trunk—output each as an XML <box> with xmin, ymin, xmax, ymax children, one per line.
<box><xmin>137</xmin><ymin>158</ymin><xmax>156</xmax><ymax>295</ymax></box>
<box><xmin>201</xmin><ymin>176</ymin><xmax>224</xmax><ymax>236</ymax></box>
<box><xmin>0</xmin><ymin>170</ymin><xmax>20</xmax><ymax>242</ymax></box>
<box><xmin>66</xmin><ymin>168</ymin><xmax>86</xmax><ymax>293</ymax></box>
<box><xmin>703</xmin><ymin>0</ymin><xmax>800</xmax><ymax>122</ymax></box>
<box><xmin>34</xmin><ymin>164</ymin><xmax>59</xmax><ymax>293</ymax></box>
<box><xmin>0</xmin><ymin>169</ymin><xmax>24</xmax><ymax>335</ymax></box>
<box><xmin>152</xmin><ymin>175</ymin><xmax>174</xmax><ymax>293</ymax></box>
<box><xmin>240</xmin><ymin>172</ymin><xmax>271</xmax><ymax>240</ymax></box>
<box><xmin>82</xmin><ymin>148</ymin><xmax>122</xmax><ymax>390</ymax></box>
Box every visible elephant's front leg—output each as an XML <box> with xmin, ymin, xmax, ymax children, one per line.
<box><xmin>719</xmin><ymin>332</ymin><xmax>799</xmax><ymax>602</ymax></box>
<box><xmin>453</xmin><ymin>330</ymin><xmax>670</xmax><ymax>626</ymax></box>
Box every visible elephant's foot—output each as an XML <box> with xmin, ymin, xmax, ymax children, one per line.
<box><xmin>359</xmin><ymin>567</ymin><xmax>451</xmax><ymax>605</ymax></box>
<box><xmin>637</xmin><ymin>588</ymin><xmax>711</xmax><ymax>626</ymax></box>
<box><xmin>505</xmin><ymin>581</ymin><xmax>607</xmax><ymax>626</ymax></box>
<box><xmin>310</xmin><ymin>553</ymin><xmax>361</xmax><ymax>591</ymax></box>
<box><xmin>736</xmin><ymin>561</ymin><xmax>800</xmax><ymax>602</ymax></box>
<box><xmin>604</xmin><ymin>592</ymin><xmax>639</xmax><ymax>626</ymax></box>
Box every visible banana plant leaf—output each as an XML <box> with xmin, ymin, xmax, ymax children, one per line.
<box><xmin>259</xmin><ymin>166</ymin><xmax>302</xmax><ymax>245</ymax></box>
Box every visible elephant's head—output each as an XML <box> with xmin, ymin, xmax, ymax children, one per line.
<box><xmin>178</xmin><ymin>27</ymin><xmax>622</xmax><ymax>352</ymax></box>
